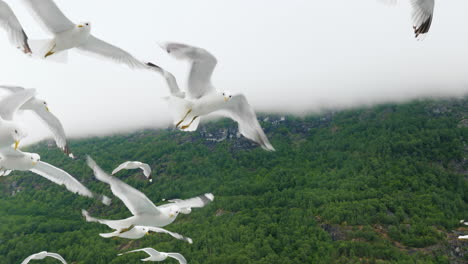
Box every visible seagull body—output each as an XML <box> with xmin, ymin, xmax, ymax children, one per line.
<box><xmin>160</xmin><ymin>42</ymin><xmax>275</xmax><ymax>151</ymax></box>
<box><xmin>0</xmin><ymin>85</ymin><xmax>70</xmax><ymax>155</ymax></box>
<box><xmin>83</xmin><ymin>156</ymin><xmax>214</xmax><ymax>231</ymax></box>
<box><xmin>99</xmin><ymin>225</ymin><xmax>193</xmax><ymax>244</ymax></box>
<box><xmin>0</xmin><ymin>0</ymin><xmax>31</xmax><ymax>53</ymax></box>
<box><xmin>112</xmin><ymin>161</ymin><xmax>152</xmax><ymax>181</ymax></box>
<box><xmin>118</xmin><ymin>248</ymin><xmax>187</xmax><ymax>264</ymax></box>
<box><xmin>0</xmin><ymin>148</ymin><xmax>110</xmax><ymax>205</ymax></box>
<box><xmin>22</xmin><ymin>0</ymin><xmax>155</xmax><ymax>69</ymax></box>
<box><xmin>0</xmin><ymin>88</ymin><xmax>36</xmax><ymax>149</ymax></box>
<box><xmin>21</xmin><ymin>251</ymin><xmax>67</xmax><ymax>264</ymax></box>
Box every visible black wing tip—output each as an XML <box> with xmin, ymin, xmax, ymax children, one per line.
<box><xmin>146</xmin><ymin>62</ymin><xmax>161</xmax><ymax>69</ymax></box>
<box><xmin>199</xmin><ymin>193</ymin><xmax>215</xmax><ymax>205</ymax></box>
<box><xmin>413</xmin><ymin>16</ymin><xmax>433</xmax><ymax>38</ymax></box>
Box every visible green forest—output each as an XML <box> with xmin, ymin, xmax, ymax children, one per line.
<box><xmin>0</xmin><ymin>98</ymin><xmax>466</xmax><ymax>263</ymax></box>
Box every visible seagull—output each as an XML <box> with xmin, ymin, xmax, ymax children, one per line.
<box><xmin>99</xmin><ymin>225</ymin><xmax>193</xmax><ymax>243</ymax></box>
<box><xmin>82</xmin><ymin>156</ymin><xmax>213</xmax><ymax>232</ymax></box>
<box><xmin>158</xmin><ymin>42</ymin><xmax>275</xmax><ymax>151</ymax></box>
<box><xmin>112</xmin><ymin>161</ymin><xmax>152</xmax><ymax>182</ymax></box>
<box><xmin>118</xmin><ymin>248</ymin><xmax>187</xmax><ymax>264</ymax></box>
<box><xmin>0</xmin><ymin>148</ymin><xmax>110</xmax><ymax>205</ymax></box>
<box><xmin>459</xmin><ymin>235</ymin><xmax>468</xmax><ymax>240</ymax></box>
<box><xmin>0</xmin><ymin>0</ymin><xmax>31</xmax><ymax>54</ymax></box>
<box><xmin>0</xmin><ymin>88</ymin><xmax>35</xmax><ymax>150</ymax></box>
<box><xmin>0</xmin><ymin>85</ymin><xmax>71</xmax><ymax>155</ymax></box>
<box><xmin>21</xmin><ymin>251</ymin><xmax>67</xmax><ymax>264</ymax></box>
<box><xmin>21</xmin><ymin>0</ymin><xmax>160</xmax><ymax>70</ymax></box>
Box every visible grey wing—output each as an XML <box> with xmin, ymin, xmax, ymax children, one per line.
<box><xmin>0</xmin><ymin>1</ymin><xmax>30</xmax><ymax>53</ymax></box>
<box><xmin>21</xmin><ymin>0</ymin><xmax>74</xmax><ymax>34</ymax></box>
<box><xmin>87</xmin><ymin>157</ymin><xmax>160</xmax><ymax>216</ymax></box>
<box><xmin>0</xmin><ymin>85</ymin><xmax>26</xmax><ymax>93</ymax></box>
<box><xmin>33</xmin><ymin>106</ymin><xmax>70</xmax><ymax>154</ymax></box>
<box><xmin>167</xmin><ymin>253</ymin><xmax>188</xmax><ymax>264</ymax></box>
<box><xmin>147</xmin><ymin>226</ymin><xmax>193</xmax><ymax>244</ymax></box>
<box><xmin>77</xmin><ymin>35</ymin><xmax>147</xmax><ymax>69</ymax></box>
<box><xmin>219</xmin><ymin>95</ymin><xmax>275</xmax><ymax>151</ymax></box>
<box><xmin>162</xmin><ymin>42</ymin><xmax>217</xmax><ymax>99</ymax></box>
<box><xmin>0</xmin><ymin>88</ymin><xmax>35</xmax><ymax>120</ymax></box>
<box><xmin>410</xmin><ymin>0</ymin><xmax>434</xmax><ymax>38</ymax></box>
<box><xmin>111</xmin><ymin>161</ymin><xmax>131</xmax><ymax>175</ymax></box>
<box><xmin>118</xmin><ymin>248</ymin><xmax>158</xmax><ymax>257</ymax></box>
<box><xmin>46</xmin><ymin>253</ymin><xmax>67</xmax><ymax>264</ymax></box>
<box><xmin>20</xmin><ymin>253</ymin><xmax>37</xmax><ymax>264</ymax></box>
<box><xmin>30</xmin><ymin>161</ymin><xmax>96</xmax><ymax>199</ymax></box>
<box><xmin>139</xmin><ymin>163</ymin><xmax>151</xmax><ymax>177</ymax></box>
<box><xmin>167</xmin><ymin>193</ymin><xmax>214</xmax><ymax>209</ymax></box>
<box><xmin>146</xmin><ymin>63</ymin><xmax>185</xmax><ymax>98</ymax></box>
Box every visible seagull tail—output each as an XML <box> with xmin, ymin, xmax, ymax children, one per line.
<box><xmin>81</xmin><ymin>209</ymin><xmax>101</xmax><ymax>223</ymax></box>
<box><xmin>99</xmin><ymin>230</ymin><xmax>120</xmax><ymax>238</ymax></box>
<box><xmin>28</xmin><ymin>38</ymin><xmax>67</xmax><ymax>63</ymax></box>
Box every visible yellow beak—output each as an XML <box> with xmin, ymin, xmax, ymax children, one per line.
<box><xmin>14</xmin><ymin>141</ymin><xmax>19</xmax><ymax>150</ymax></box>
<box><xmin>169</xmin><ymin>214</ymin><xmax>174</xmax><ymax>218</ymax></box>
<box><xmin>77</xmin><ymin>25</ymin><xmax>83</xmax><ymax>28</ymax></box>
<box><xmin>45</xmin><ymin>106</ymin><xmax>50</xmax><ymax>112</ymax></box>
<box><xmin>224</xmin><ymin>97</ymin><xmax>229</xmax><ymax>102</ymax></box>
<box><xmin>32</xmin><ymin>161</ymin><xmax>37</xmax><ymax>166</ymax></box>
<box><xmin>146</xmin><ymin>232</ymin><xmax>150</xmax><ymax>235</ymax></box>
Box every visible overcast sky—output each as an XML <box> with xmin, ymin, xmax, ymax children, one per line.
<box><xmin>1</xmin><ymin>0</ymin><xmax>467</xmax><ymax>144</ymax></box>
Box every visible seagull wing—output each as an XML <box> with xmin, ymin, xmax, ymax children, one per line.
<box><xmin>147</xmin><ymin>226</ymin><xmax>193</xmax><ymax>244</ymax></box>
<box><xmin>33</xmin><ymin>106</ymin><xmax>70</xmax><ymax>155</ymax></box>
<box><xmin>21</xmin><ymin>0</ymin><xmax>75</xmax><ymax>34</ymax></box>
<box><xmin>138</xmin><ymin>163</ymin><xmax>151</xmax><ymax>177</ymax></box>
<box><xmin>162</xmin><ymin>42</ymin><xmax>217</xmax><ymax>99</ymax></box>
<box><xmin>45</xmin><ymin>253</ymin><xmax>67</xmax><ymax>264</ymax></box>
<box><xmin>87</xmin><ymin>156</ymin><xmax>160</xmax><ymax>216</ymax></box>
<box><xmin>146</xmin><ymin>63</ymin><xmax>185</xmax><ymax>98</ymax></box>
<box><xmin>167</xmin><ymin>253</ymin><xmax>188</xmax><ymax>264</ymax></box>
<box><xmin>218</xmin><ymin>94</ymin><xmax>275</xmax><ymax>151</ymax></box>
<box><xmin>118</xmin><ymin>247</ymin><xmax>159</xmax><ymax>257</ymax></box>
<box><xmin>20</xmin><ymin>253</ymin><xmax>39</xmax><ymax>264</ymax></box>
<box><xmin>77</xmin><ymin>35</ymin><xmax>147</xmax><ymax>69</ymax></box>
<box><xmin>0</xmin><ymin>85</ymin><xmax>26</xmax><ymax>93</ymax></box>
<box><xmin>165</xmin><ymin>193</ymin><xmax>214</xmax><ymax>209</ymax></box>
<box><xmin>410</xmin><ymin>0</ymin><xmax>434</xmax><ymax>38</ymax></box>
<box><xmin>0</xmin><ymin>88</ymin><xmax>35</xmax><ymax>120</ymax></box>
<box><xmin>111</xmin><ymin>161</ymin><xmax>131</xmax><ymax>175</ymax></box>
<box><xmin>0</xmin><ymin>1</ymin><xmax>30</xmax><ymax>53</ymax></box>
<box><xmin>30</xmin><ymin>161</ymin><xmax>109</xmax><ymax>204</ymax></box>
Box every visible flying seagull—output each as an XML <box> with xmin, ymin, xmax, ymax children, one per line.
<box><xmin>158</xmin><ymin>42</ymin><xmax>275</xmax><ymax>151</ymax></box>
<box><xmin>99</xmin><ymin>225</ymin><xmax>193</xmax><ymax>243</ymax></box>
<box><xmin>82</xmin><ymin>156</ymin><xmax>213</xmax><ymax>232</ymax></box>
<box><xmin>118</xmin><ymin>248</ymin><xmax>187</xmax><ymax>264</ymax></box>
<box><xmin>0</xmin><ymin>85</ymin><xmax>71</xmax><ymax>155</ymax></box>
<box><xmin>0</xmin><ymin>88</ymin><xmax>35</xmax><ymax>150</ymax></box>
<box><xmin>21</xmin><ymin>0</ymin><xmax>161</xmax><ymax>70</ymax></box>
<box><xmin>112</xmin><ymin>161</ymin><xmax>152</xmax><ymax>182</ymax></box>
<box><xmin>0</xmin><ymin>0</ymin><xmax>31</xmax><ymax>54</ymax></box>
<box><xmin>0</xmin><ymin>148</ymin><xmax>110</xmax><ymax>205</ymax></box>
<box><xmin>21</xmin><ymin>251</ymin><xmax>67</xmax><ymax>264</ymax></box>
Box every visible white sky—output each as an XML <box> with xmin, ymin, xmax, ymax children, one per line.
<box><xmin>1</xmin><ymin>0</ymin><xmax>467</xmax><ymax>144</ymax></box>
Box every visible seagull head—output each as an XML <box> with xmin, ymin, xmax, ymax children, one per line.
<box><xmin>77</xmin><ymin>22</ymin><xmax>91</xmax><ymax>29</ymax></box>
<box><xmin>168</xmin><ymin>207</ymin><xmax>180</xmax><ymax>218</ymax></box>
<box><xmin>9</xmin><ymin>124</ymin><xmax>27</xmax><ymax>150</ymax></box>
<box><xmin>221</xmin><ymin>91</ymin><xmax>233</xmax><ymax>102</ymax></box>
<box><xmin>26</xmin><ymin>153</ymin><xmax>41</xmax><ymax>165</ymax></box>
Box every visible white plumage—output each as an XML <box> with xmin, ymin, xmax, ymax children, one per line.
<box><xmin>21</xmin><ymin>251</ymin><xmax>67</xmax><ymax>264</ymax></box>
<box><xmin>118</xmin><ymin>248</ymin><xmax>187</xmax><ymax>263</ymax></box>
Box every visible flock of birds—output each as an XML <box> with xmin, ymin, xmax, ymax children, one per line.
<box><xmin>0</xmin><ymin>0</ymin><xmax>461</xmax><ymax>263</ymax></box>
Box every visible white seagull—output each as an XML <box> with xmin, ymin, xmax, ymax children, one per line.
<box><xmin>118</xmin><ymin>248</ymin><xmax>187</xmax><ymax>264</ymax></box>
<box><xmin>0</xmin><ymin>148</ymin><xmax>110</xmax><ymax>205</ymax></box>
<box><xmin>0</xmin><ymin>0</ymin><xmax>31</xmax><ymax>54</ymax></box>
<box><xmin>159</xmin><ymin>42</ymin><xmax>275</xmax><ymax>151</ymax></box>
<box><xmin>21</xmin><ymin>251</ymin><xmax>67</xmax><ymax>264</ymax></box>
<box><xmin>21</xmin><ymin>0</ymin><xmax>159</xmax><ymax>69</ymax></box>
<box><xmin>0</xmin><ymin>85</ymin><xmax>71</xmax><ymax>155</ymax></box>
<box><xmin>82</xmin><ymin>156</ymin><xmax>214</xmax><ymax>232</ymax></box>
<box><xmin>112</xmin><ymin>161</ymin><xmax>152</xmax><ymax>182</ymax></box>
<box><xmin>0</xmin><ymin>88</ymin><xmax>35</xmax><ymax>150</ymax></box>
<box><xmin>382</xmin><ymin>0</ymin><xmax>435</xmax><ymax>38</ymax></box>
<box><xmin>99</xmin><ymin>225</ymin><xmax>193</xmax><ymax>243</ymax></box>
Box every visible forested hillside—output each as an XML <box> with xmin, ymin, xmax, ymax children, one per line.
<box><xmin>0</xmin><ymin>98</ymin><xmax>467</xmax><ymax>263</ymax></box>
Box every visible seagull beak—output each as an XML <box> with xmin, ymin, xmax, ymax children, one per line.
<box><xmin>146</xmin><ymin>232</ymin><xmax>150</xmax><ymax>235</ymax></box>
<box><xmin>77</xmin><ymin>24</ymin><xmax>84</xmax><ymax>28</ymax></box>
<box><xmin>169</xmin><ymin>213</ymin><xmax>174</xmax><ymax>218</ymax></box>
<box><xmin>14</xmin><ymin>141</ymin><xmax>19</xmax><ymax>150</ymax></box>
<box><xmin>224</xmin><ymin>97</ymin><xmax>229</xmax><ymax>102</ymax></box>
<box><xmin>32</xmin><ymin>161</ymin><xmax>37</xmax><ymax>165</ymax></box>
<box><xmin>45</xmin><ymin>106</ymin><xmax>50</xmax><ymax>112</ymax></box>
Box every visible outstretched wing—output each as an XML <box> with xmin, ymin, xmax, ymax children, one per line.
<box><xmin>30</xmin><ymin>161</ymin><xmax>109</xmax><ymax>204</ymax></box>
<box><xmin>218</xmin><ymin>94</ymin><xmax>275</xmax><ymax>151</ymax></box>
<box><xmin>0</xmin><ymin>88</ymin><xmax>35</xmax><ymax>120</ymax></box>
<box><xmin>0</xmin><ymin>1</ymin><xmax>30</xmax><ymax>53</ymax></box>
<box><xmin>118</xmin><ymin>247</ymin><xmax>159</xmax><ymax>258</ymax></box>
<box><xmin>20</xmin><ymin>252</ymin><xmax>39</xmax><ymax>264</ymax></box>
<box><xmin>165</xmin><ymin>193</ymin><xmax>214</xmax><ymax>209</ymax></box>
<box><xmin>21</xmin><ymin>0</ymin><xmax>75</xmax><ymax>34</ymax></box>
<box><xmin>77</xmin><ymin>35</ymin><xmax>147</xmax><ymax>69</ymax></box>
<box><xmin>87</xmin><ymin>157</ymin><xmax>160</xmax><ymax>216</ymax></box>
<box><xmin>162</xmin><ymin>42</ymin><xmax>217</xmax><ymax>99</ymax></box>
<box><xmin>410</xmin><ymin>0</ymin><xmax>434</xmax><ymax>38</ymax></box>
<box><xmin>146</xmin><ymin>226</ymin><xmax>193</xmax><ymax>244</ymax></box>
<box><xmin>45</xmin><ymin>252</ymin><xmax>67</xmax><ymax>264</ymax></box>
<box><xmin>167</xmin><ymin>253</ymin><xmax>188</xmax><ymax>264</ymax></box>
<box><xmin>111</xmin><ymin>161</ymin><xmax>131</xmax><ymax>175</ymax></box>
<box><xmin>146</xmin><ymin>63</ymin><xmax>185</xmax><ymax>98</ymax></box>
<box><xmin>33</xmin><ymin>106</ymin><xmax>70</xmax><ymax>154</ymax></box>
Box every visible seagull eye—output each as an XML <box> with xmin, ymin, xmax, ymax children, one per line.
<box><xmin>85</xmin><ymin>23</ymin><xmax>89</xmax><ymax>26</ymax></box>
<box><xmin>229</xmin><ymin>95</ymin><xmax>232</xmax><ymax>98</ymax></box>
<box><xmin>14</xmin><ymin>129</ymin><xmax>18</xmax><ymax>134</ymax></box>
<box><xmin>222</xmin><ymin>93</ymin><xmax>225</xmax><ymax>96</ymax></box>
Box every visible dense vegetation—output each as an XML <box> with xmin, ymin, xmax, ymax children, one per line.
<box><xmin>0</xmin><ymin>98</ymin><xmax>467</xmax><ymax>263</ymax></box>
